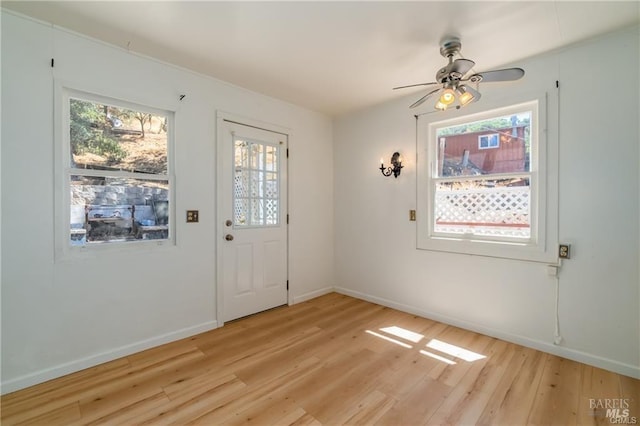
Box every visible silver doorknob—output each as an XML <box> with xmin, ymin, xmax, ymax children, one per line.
<box><xmin>225</xmin><ymin>234</ymin><xmax>234</xmax><ymax>241</ymax></box>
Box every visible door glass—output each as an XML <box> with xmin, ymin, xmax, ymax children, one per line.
<box><xmin>234</xmin><ymin>138</ymin><xmax>280</xmax><ymax>227</ymax></box>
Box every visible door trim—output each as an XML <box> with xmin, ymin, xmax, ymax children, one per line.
<box><xmin>215</xmin><ymin>111</ymin><xmax>291</xmax><ymax>327</ymax></box>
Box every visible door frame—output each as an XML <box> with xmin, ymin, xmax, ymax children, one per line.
<box><xmin>215</xmin><ymin>111</ymin><xmax>291</xmax><ymax>327</ymax></box>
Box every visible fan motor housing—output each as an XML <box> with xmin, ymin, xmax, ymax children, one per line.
<box><xmin>440</xmin><ymin>38</ymin><xmax>462</xmax><ymax>58</ymax></box>
<box><xmin>436</xmin><ymin>37</ymin><xmax>463</xmax><ymax>82</ymax></box>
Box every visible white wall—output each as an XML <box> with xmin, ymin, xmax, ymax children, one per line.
<box><xmin>334</xmin><ymin>26</ymin><xmax>639</xmax><ymax>378</ymax></box>
<box><xmin>1</xmin><ymin>11</ymin><xmax>334</xmax><ymax>393</ymax></box>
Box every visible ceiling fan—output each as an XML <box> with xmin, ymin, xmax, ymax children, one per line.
<box><xmin>394</xmin><ymin>37</ymin><xmax>525</xmax><ymax>110</ymax></box>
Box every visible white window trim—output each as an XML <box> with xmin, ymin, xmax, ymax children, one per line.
<box><xmin>416</xmin><ymin>90</ymin><xmax>558</xmax><ymax>263</ymax></box>
<box><xmin>54</xmin><ymin>85</ymin><xmax>176</xmax><ymax>260</ymax></box>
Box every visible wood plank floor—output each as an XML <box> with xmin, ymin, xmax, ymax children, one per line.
<box><xmin>2</xmin><ymin>293</ymin><xmax>638</xmax><ymax>425</ymax></box>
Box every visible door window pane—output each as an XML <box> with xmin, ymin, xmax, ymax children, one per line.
<box><xmin>233</xmin><ymin>138</ymin><xmax>280</xmax><ymax>227</ymax></box>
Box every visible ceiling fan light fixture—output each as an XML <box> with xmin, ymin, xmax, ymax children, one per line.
<box><xmin>457</xmin><ymin>85</ymin><xmax>477</xmax><ymax>106</ymax></box>
<box><xmin>434</xmin><ymin>100</ymin><xmax>448</xmax><ymax>111</ymax></box>
<box><xmin>439</xmin><ymin>88</ymin><xmax>455</xmax><ymax>105</ymax></box>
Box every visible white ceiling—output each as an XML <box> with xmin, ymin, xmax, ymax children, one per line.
<box><xmin>3</xmin><ymin>1</ymin><xmax>639</xmax><ymax>116</ymax></box>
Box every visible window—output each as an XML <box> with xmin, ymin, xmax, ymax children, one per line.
<box><xmin>417</xmin><ymin>92</ymin><xmax>558</xmax><ymax>262</ymax></box>
<box><xmin>63</xmin><ymin>90</ymin><xmax>173</xmax><ymax>247</ymax></box>
<box><xmin>434</xmin><ymin>108</ymin><xmax>532</xmax><ymax>240</ymax></box>
<box><xmin>478</xmin><ymin>133</ymin><xmax>499</xmax><ymax>149</ymax></box>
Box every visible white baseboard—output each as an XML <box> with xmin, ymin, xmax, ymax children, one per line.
<box><xmin>334</xmin><ymin>287</ymin><xmax>640</xmax><ymax>380</ymax></box>
<box><xmin>1</xmin><ymin>320</ymin><xmax>218</xmax><ymax>395</ymax></box>
<box><xmin>292</xmin><ymin>286</ymin><xmax>334</xmax><ymax>305</ymax></box>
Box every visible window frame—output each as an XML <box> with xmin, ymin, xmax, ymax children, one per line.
<box><xmin>432</xmin><ymin>105</ymin><xmax>535</xmax><ymax>242</ymax></box>
<box><xmin>55</xmin><ymin>86</ymin><xmax>176</xmax><ymax>259</ymax></box>
<box><xmin>416</xmin><ymin>90</ymin><xmax>558</xmax><ymax>263</ymax></box>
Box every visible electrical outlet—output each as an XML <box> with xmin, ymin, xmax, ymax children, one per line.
<box><xmin>186</xmin><ymin>210</ymin><xmax>199</xmax><ymax>223</ymax></box>
<box><xmin>559</xmin><ymin>244</ymin><xmax>571</xmax><ymax>259</ymax></box>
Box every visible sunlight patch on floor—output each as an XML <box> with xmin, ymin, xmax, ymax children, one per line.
<box><xmin>379</xmin><ymin>326</ymin><xmax>424</xmax><ymax>343</ymax></box>
<box><xmin>364</xmin><ymin>325</ymin><xmax>488</xmax><ymax>365</ymax></box>
<box><xmin>419</xmin><ymin>349</ymin><xmax>457</xmax><ymax>365</ymax></box>
<box><xmin>365</xmin><ymin>330</ymin><xmax>413</xmax><ymax>349</ymax></box>
<box><xmin>426</xmin><ymin>338</ymin><xmax>486</xmax><ymax>362</ymax></box>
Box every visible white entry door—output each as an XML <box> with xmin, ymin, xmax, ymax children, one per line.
<box><xmin>218</xmin><ymin>118</ymin><xmax>288</xmax><ymax>322</ymax></box>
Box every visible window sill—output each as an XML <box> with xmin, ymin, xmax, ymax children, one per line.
<box><xmin>417</xmin><ymin>235</ymin><xmax>556</xmax><ymax>264</ymax></box>
<box><xmin>55</xmin><ymin>237</ymin><xmax>176</xmax><ymax>263</ymax></box>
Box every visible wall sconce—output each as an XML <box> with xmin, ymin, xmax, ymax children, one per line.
<box><xmin>380</xmin><ymin>152</ymin><xmax>403</xmax><ymax>178</ymax></box>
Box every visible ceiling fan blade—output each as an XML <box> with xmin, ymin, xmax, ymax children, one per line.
<box><xmin>393</xmin><ymin>81</ymin><xmax>439</xmax><ymax>90</ymax></box>
<box><xmin>470</xmin><ymin>67</ymin><xmax>525</xmax><ymax>83</ymax></box>
<box><xmin>451</xmin><ymin>58</ymin><xmax>475</xmax><ymax>76</ymax></box>
<box><xmin>410</xmin><ymin>88</ymin><xmax>441</xmax><ymax>109</ymax></box>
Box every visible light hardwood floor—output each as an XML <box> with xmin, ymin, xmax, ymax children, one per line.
<box><xmin>2</xmin><ymin>293</ymin><xmax>638</xmax><ymax>425</ymax></box>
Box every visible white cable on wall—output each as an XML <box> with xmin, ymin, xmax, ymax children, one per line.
<box><xmin>553</xmin><ymin>258</ymin><xmax>563</xmax><ymax>345</ymax></box>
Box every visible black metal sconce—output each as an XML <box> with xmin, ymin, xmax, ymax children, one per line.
<box><xmin>380</xmin><ymin>152</ymin><xmax>403</xmax><ymax>178</ymax></box>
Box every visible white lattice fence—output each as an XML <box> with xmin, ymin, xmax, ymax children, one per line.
<box><xmin>435</xmin><ymin>186</ymin><xmax>530</xmax><ymax>229</ymax></box>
